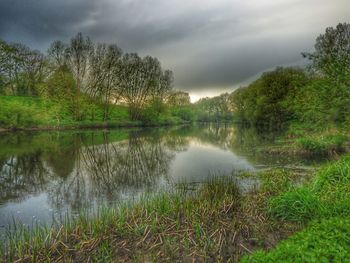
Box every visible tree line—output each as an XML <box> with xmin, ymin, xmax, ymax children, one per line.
<box><xmin>0</xmin><ymin>33</ymin><xmax>181</xmax><ymax>121</ymax></box>
<box><xmin>196</xmin><ymin>22</ymin><xmax>350</xmax><ymax>129</ymax></box>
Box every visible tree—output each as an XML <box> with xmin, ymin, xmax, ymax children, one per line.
<box><xmin>47</xmin><ymin>40</ymin><xmax>67</xmax><ymax>68</ymax></box>
<box><xmin>299</xmin><ymin>23</ymin><xmax>350</xmax><ymax>125</ymax></box>
<box><xmin>231</xmin><ymin>67</ymin><xmax>308</xmax><ymax>127</ymax></box>
<box><xmin>88</xmin><ymin>43</ymin><xmax>123</xmax><ymax>120</ymax></box>
<box><xmin>65</xmin><ymin>33</ymin><xmax>93</xmax><ymax>92</ymax></box>
<box><xmin>303</xmin><ymin>22</ymin><xmax>350</xmax><ymax>81</ymax></box>
<box><xmin>16</xmin><ymin>44</ymin><xmax>46</xmax><ymax>96</ymax></box>
<box><xmin>167</xmin><ymin>91</ymin><xmax>191</xmax><ymax>106</ymax></box>
<box><xmin>0</xmin><ymin>39</ymin><xmax>45</xmax><ymax>96</ymax></box>
<box><xmin>57</xmin><ymin>33</ymin><xmax>93</xmax><ymax>120</ymax></box>
<box><xmin>118</xmin><ymin>53</ymin><xmax>173</xmax><ymax>120</ymax></box>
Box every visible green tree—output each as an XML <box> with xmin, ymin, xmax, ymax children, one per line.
<box><xmin>303</xmin><ymin>22</ymin><xmax>350</xmax><ymax>82</ymax></box>
<box><xmin>232</xmin><ymin>68</ymin><xmax>308</xmax><ymax>127</ymax></box>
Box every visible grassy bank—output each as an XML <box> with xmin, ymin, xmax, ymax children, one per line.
<box><xmin>242</xmin><ymin>155</ymin><xmax>350</xmax><ymax>262</ymax></box>
<box><xmin>0</xmin><ymin>96</ymin><xmax>191</xmax><ymax>131</ymax></box>
<box><xmin>2</xmin><ymin>155</ymin><xmax>350</xmax><ymax>262</ymax></box>
<box><xmin>1</xmin><ymin>172</ymin><xmax>300</xmax><ymax>262</ymax></box>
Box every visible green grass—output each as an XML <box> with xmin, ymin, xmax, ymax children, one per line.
<box><xmin>241</xmin><ymin>217</ymin><xmax>350</xmax><ymax>263</ymax></box>
<box><xmin>268</xmin><ymin>155</ymin><xmax>350</xmax><ymax>222</ymax></box>
<box><xmin>268</xmin><ymin>187</ymin><xmax>322</xmax><ymax>223</ymax></box>
<box><xmin>0</xmin><ymin>96</ymin><xmax>194</xmax><ymax>130</ymax></box>
<box><xmin>243</xmin><ymin>155</ymin><xmax>350</xmax><ymax>262</ymax></box>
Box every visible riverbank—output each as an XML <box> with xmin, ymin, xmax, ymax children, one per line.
<box><xmin>0</xmin><ymin>171</ymin><xmax>299</xmax><ymax>262</ymax></box>
<box><xmin>0</xmin><ymin>96</ymin><xmax>193</xmax><ymax>132</ymax></box>
<box><xmin>2</xmin><ymin>155</ymin><xmax>350</xmax><ymax>262</ymax></box>
<box><xmin>0</xmin><ymin>120</ymin><xmax>192</xmax><ymax>133</ymax></box>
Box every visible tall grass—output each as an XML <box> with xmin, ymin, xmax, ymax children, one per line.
<box><xmin>0</xmin><ymin>176</ymin><xmax>296</xmax><ymax>262</ymax></box>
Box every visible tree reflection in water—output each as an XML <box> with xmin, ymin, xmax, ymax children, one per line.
<box><xmin>48</xmin><ymin>131</ymin><xmax>177</xmax><ymax>211</ymax></box>
<box><xmin>0</xmin><ymin>125</ymin><xmax>293</xmax><ymax>221</ymax></box>
<box><xmin>0</xmin><ymin>129</ymin><xmax>190</xmax><ymax>214</ymax></box>
<box><xmin>0</xmin><ymin>153</ymin><xmax>50</xmax><ymax>204</ymax></box>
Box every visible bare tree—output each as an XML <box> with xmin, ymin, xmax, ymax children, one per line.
<box><xmin>118</xmin><ymin>54</ymin><xmax>173</xmax><ymax>120</ymax></box>
<box><xmin>0</xmin><ymin>40</ymin><xmax>45</xmax><ymax>96</ymax></box>
<box><xmin>88</xmin><ymin>43</ymin><xmax>123</xmax><ymax>120</ymax></box>
<box><xmin>47</xmin><ymin>40</ymin><xmax>67</xmax><ymax>68</ymax></box>
<box><xmin>65</xmin><ymin>33</ymin><xmax>93</xmax><ymax>92</ymax></box>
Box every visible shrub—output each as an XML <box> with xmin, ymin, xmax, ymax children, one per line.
<box><xmin>0</xmin><ymin>100</ymin><xmax>45</xmax><ymax>128</ymax></box>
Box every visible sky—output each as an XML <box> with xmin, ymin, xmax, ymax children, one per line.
<box><xmin>0</xmin><ymin>0</ymin><xmax>349</xmax><ymax>101</ymax></box>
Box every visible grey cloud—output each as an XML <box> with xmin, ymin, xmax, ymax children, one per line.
<box><xmin>0</xmin><ymin>0</ymin><xmax>349</xmax><ymax>98</ymax></box>
<box><xmin>0</xmin><ymin>0</ymin><xmax>99</xmax><ymax>46</ymax></box>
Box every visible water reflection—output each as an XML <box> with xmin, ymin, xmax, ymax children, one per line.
<box><xmin>0</xmin><ymin>124</ymin><xmax>319</xmax><ymax>230</ymax></box>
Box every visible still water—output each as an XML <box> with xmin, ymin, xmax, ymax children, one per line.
<box><xmin>0</xmin><ymin>124</ymin><xmax>319</xmax><ymax>236</ymax></box>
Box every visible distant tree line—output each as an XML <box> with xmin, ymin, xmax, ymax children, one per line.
<box><xmin>0</xmin><ymin>33</ymin><xmax>184</xmax><ymax>121</ymax></box>
<box><xmin>194</xmin><ymin>93</ymin><xmax>234</xmax><ymax>122</ymax></box>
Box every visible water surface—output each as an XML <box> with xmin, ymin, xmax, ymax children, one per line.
<box><xmin>0</xmin><ymin>124</ymin><xmax>321</xmax><ymax>236</ymax></box>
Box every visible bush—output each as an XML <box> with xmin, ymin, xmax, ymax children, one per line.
<box><xmin>231</xmin><ymin>67</ymin><xmax>308</xmax><ymax>127</ymax></box>
<box><xmin>0</xmin><ymin>99</ymin><xmax>46</xmax><ymax>128</ymax></box>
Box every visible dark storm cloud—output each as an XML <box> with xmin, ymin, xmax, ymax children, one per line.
<box><xmin>0</xmin><ymin>0</ymin><xmax>99</xmax><ymax>45</ymax></box>
<box><xmin>0</xmin><ymin>0</ymin><xmax>349</xmax><ymax>99</ymax></box>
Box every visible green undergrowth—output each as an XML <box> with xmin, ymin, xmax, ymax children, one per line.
<box><xmin>0</xmin><ymin>96</ymin><xmax>132</xmax><ymax>129</ymax></box>
<box><xmin>268</xmin><ymin>155</ymin><xmax>350</xmax><ymax>222</ymax></box>
<box><xmin>243</xmin><ymin>155</ymin><xmax>350</xmax><ymax>262</ymax></box>
<box><xmin>0</xmin><ymin>96</ymin><xmax>194</xmax><ymax>130</ymax></box>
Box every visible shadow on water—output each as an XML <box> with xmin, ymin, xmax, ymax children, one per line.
<box><xmin>0</xmin><ymin>124</ymin><xmax>326</xmax><ymax>232</ymax></box>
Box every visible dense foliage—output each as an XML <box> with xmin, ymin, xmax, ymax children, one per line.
<box><xmin>231</xmin><ymin>22</ymin><xmax>350</xmax><ymax>130</ymax></box>
<box><xmin>232</xmin><ymin>68</ymin><xmax>308</xmax><ymax>127</ymax></box>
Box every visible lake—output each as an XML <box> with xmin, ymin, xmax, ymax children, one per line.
<box><xmin>0</xmin><ymin>124</ymin><xmax>320</xmax><ymax>237</ymax></box>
